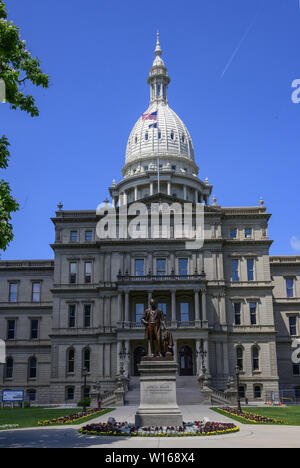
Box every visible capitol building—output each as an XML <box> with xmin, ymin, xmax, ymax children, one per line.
<box><xmin>0</xmin><ymin>34</ymin><xmax>299</xmax><ymax>405</ymax></box>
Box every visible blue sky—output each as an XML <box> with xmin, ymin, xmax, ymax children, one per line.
<box><xmin>1</xmin><ymin>0</ymin><xmax>300</xmax><ymax>259</ymax></box>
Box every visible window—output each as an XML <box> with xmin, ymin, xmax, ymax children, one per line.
<box><xmin>247</xmin><ymin>259</ymin><xmax>254</xmax><ymax>281</ymax></box>
<box><xmin>7</xmin><ymin>320</ymin><xmax>15</xmax><ymax>340</ymax></box>
<box><xmin>180</xmin><ymin>303</ymin><xmax>189</xmax><ymax>322</ymax></box>
<box><xmin>158</xmin><ymin>303</ymin><xmax>167</xmax><ymax>317</ymax></box>
<box><xmin>67</xmin><ymin>349</ymin><xmax>75</xmax><ymax>373</ymax></box>
<box><xmin>135</xmin><ymin>136</ymin><xmax>138</xmax><ymax>144</ymax></box>
<box><xmin>32</xmin><ymin>282</ymin><xmax>40</xmax><ymax>302</ymax></box>
<box><xmin>245</xmin><ymin>228</ymin><xmax>252</xmax><ymax>238</ymax></box>
<box><xmin>182</xmin><ymin>135</ymin><xmax>185</xmax><ymax>143</ymax></box>
<box><xmin>84</xmin><ymin>305</ymin><xmax>91</xmax><ymax>328</ymax></box>
<box><xmin>289</xmin><ymin>316</ymin><xmax>297</xmax><ymax>336</ymax></box>
<box><xmin>9</xmin><ymin>283</ymin><xmax>18</xmax><ymax>303</ymax></box>
<box><xmin>252</xmin><ymin>347</ymin><xmax>260</xmax><ymax>371</ymax></box>
<box><xmin>135</xmin><ymin>303</ymin><xmax>144</xmax><ymax>323</ymax></box>
<box><xmin>85</xmin><ymin>230</ymin><xmax>92</xmax><ymax>241</ymax></box>
<box><xmin>135</xmin><ymin>259</ymin><xmax>144</xmax><ymax>277</ymax></box>
<box><xmin>83</xmin><ymin>348</ymin><xmax>90</xmax><ymax>373</ymax></box>
<box><xmin>286</xmin><ymin>279</ymin><xmax>294</xmax><ymax>298</ymax></box>
<box><xmin>84</xmin><ymin>262</ymin><xmax>92</xmax><ymax>284</ymax></box>
<box><xmin>5</xmin><ymin>357</ymin><xmax>13</xmax><ymax>379</ymax></box>
<box><xmin>230</xmin><ymin>228</ymin><xmax>237</xmax><ymax>239</ymax></box>
<box><xmin>27</xmin><ymin>389</ymin><xmax>36</xmax><ymax>402</ymax></box>
<box><xmin>66</xmin><ymin>387</ymin><xmax>75</xmax><ymax>401</ymax></box>
<box><xmin>157</xmin><ymin>84</ymin><xmax>161</xmax><ymax>96</ymax></box>
<box><xmin>70</xmin><ymin>231</ymin><xmax>78</xmax><ymax>242</ymax></box>
<box><xmin>179</xmin><ymin>258</ymin><xmax>188</xmax><ymax>276</ymax></box>
<box><xmin>250</xmin><ymin>303</ymin><xmax>257</xmax><ymax>325</ymax></box>
<box><xmin>171</xmin><ymin>165</ymin><xmax>176</xmax><ymax>170</ymax></box>
<box><xmin>232</xmin><ymin>260</ymin><xmax>239</xmax><ymax>282</ymax></box>
<box><xmin>293</xmin><ymin>364</ymin><xmax>300</xmax><ymax>376</ymax></box>
<box><xmin>144</xmin><ymin>165</ymin><xmax>148</xmax><ymax>171</ymax></box>
<box><xmin>254</xmin><ymin>386</ymin><xmax>262</xmax><ymax>399</ymax></box>
<box><xmin>30</xmin><ymin>319</ymin><xmax>39</xmax><ymax>339</ymax></box>
<box><xmin>28</xmin><ymin>357</ymin><xmax>37</xmax><ymax>379</ymax></box>
<box><xmin>157</xmin><ymin>258</ymin><xmax>166</xmax><ymax>277</ymax></box>
<box><xmin>236</xmin><ymin>347</ymin><xmax>243</xmax><ymax>371</ymax></box>
<box><xmin>234</xmin><ymin>303</ymin><xmax>241</xmax><ymax>325</ymax></box>
<box><xmin>145</xmin><ymin>132</ymin><xmax>149</xmax><ymax>141</ymax></box>
<box><xmin>158</xmin><ymin>131</ymin><xmax>161</xmax><ymax>139</ymax></box>
<box><xmin>68</xmin><ymin>305</ymin><xmax>76</xmax><ymax>328</ymax></box>
<box><xmin>69</xmin><ymin>262</ymin><xmax>77</xmax><ymax>284</ymax></box>
<box><xmin>239</xmin><ymin>386</ymin><xmax>245</xmax><ymax>398</ymax></box>
<box><xmin>170</xmin><ymin>132</ymin><xmax>174</xmax><ymax>140</ymax></box>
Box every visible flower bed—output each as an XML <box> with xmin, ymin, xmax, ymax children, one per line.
<box><xmin>215</xmin><ymin>407</ymin><xmax>284</xmax><ymax>425</ymax></box>
<box><xmin>38</xmin><ymin>408</ymin><xmax>113</xmax><ymax>426</ymax></box>
<box><xmin>79</xmin><ymin>420</ymin><xmax>239</xmax><ymax>437</ymax></box>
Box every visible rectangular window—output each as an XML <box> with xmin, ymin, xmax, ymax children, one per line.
<box><xmin>234</xmin><ymin>303</ymin><xmax>241</xmax><ymax>325</ymax></box>
<box><xmin>84</xmin><ymin>305</ymin><xmax>91</xmax><ymax>328</ymax></box>
<box><xmin>230</xmin><ymin>228</ymin><xmax>237</xmax><ymax>239</ymax></box>
<box><xmin>286</xmin><ymin>279</ymin><xmax>294</xmax><ymax>298</ymax></box>
<box><xmin>7</xmin><ymin>320</ymin><xmax>15</xmax><ymax>340</ymax></box>
<box><xmin>66</xmin><ymin>387</ymin><xmax>74</xmax><ymax>401</ymax></box>
<box><xmin>254</xmin><ymin>386</ymin><xmax>261</xmax><ymax>399</ymax></box>
<box><xmin>30</xmin><ymin>319</ymin><xmax>39</xmax><ymax>339</ymax></box>
<box><xmin>32</xmin><ymin>282</ymin><xmax>40</xmax><ymax>302</ymax></box>
<box><xmin>69</xmin><ymin>263</ymin><xmax>77</xmax><ymax>284</ymax></box>
<box><xmin>9</xmin><ymin>283</ymin><xmax>18</xmax><ymax>303</ymax></box>
<box><xmin>171</xmin><ymin>165</ymin><xmax>176</xmax><ymax>171</ymax></box>
<box><xmin>70</xmin><ymin>231</ymin><xmax>78</xmax><ymax>242</ymax></box>
<box><xmin>135</xmin><ymin>259</ymin><xmax>144</xmax><ymax>277</ymax></box>
<box><xmin>245</xmin><ymin>228</ymin><xmax>252</xmax><ymax>238</ymax></box>
<box><xmin>84</xmin><ymin>262</ymin><xmax>92</xmax><ymax>284</ymax></box>
<box><xmin>85</xmin><ymin>230</ymin><xmax>92</xmax><ymax>241</ymax></box>
<box><xmin>247</xmin><ymin>259</ymin><xmax>254</xmax><ymax>281</ymax></box>
<box><xmin>179</xmin><ymin>258</ymin><xmax>188</xmax><ymax>276</ymax></box>
<box><xmin>68</xmin><ymin>305</ymin><xmax>76</xmax><ymax>328</ymax></box>
<box><xmin>289</xmin><ymin>316</ymin><xmax>297</xmax><ymax>336</ymax></box>
<box><xmin>157</xmin><ymin>258</ymin><xmax>166</xmax><ymax>277</ymax></box>
<box><xmin>250</xmin><ymin>302</ymin><xmax>257</xmax><ymax>325</ymax></box>
<box><xmin>232</xmin><ymin>260</ymin><xmax>239</xmax><ymax>282</ymax></box>
<box><xmin>144</xmin><ymin>165</ymin><xmax>148</xmax><ymax>171</ymax></box>
<box><xmin>135</xmin><ymin>303</ymin><xmax>144</xmax><ymax>323</ymax></box>
<box><xmin>293</xmin><ymin>364</ymin><xmax>300</xmax><ymax>376</ymax></box>
<box><xmin>180</xmin><ymin>303</ymin><xmax>189</xmax><ymax>322</ymax></box>
<box><xmin>158</xmin><ymin>303</ymin><xmax>167</xmax><ymax>316</ymax></box>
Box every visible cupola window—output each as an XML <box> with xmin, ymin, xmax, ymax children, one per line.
<box><xmin>170</xmin><ymin>131</ymin><xmax>174</xmax><ymax>140</ymax></box>
<box><xmin>135</xmin><ymin>136</ymin><xmax>138</xmax><ymax>144</ymax></box>
<box><xmin>182</xmin><ymin>135</ymin><xmax>185</xmax><ymax>143</ymax></box>
<box><xmin>158</xmin><ymin>131</ymin><xmax>161</xmax><ymax>139</ymax></box>
<box><xmin>145</xmin><ymin>132</ymin><xmax>149</xmax><ymax>141</ymax></box>
<box><xmin>157</xmin><ymin>84</ymin><xmax>161</xmax><ymax>96</ymax></box>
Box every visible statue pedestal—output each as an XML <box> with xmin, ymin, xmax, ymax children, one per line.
<box><xmin>135</xmin><ymin>358</ymin><xmax>183</xmax><ymax>427</ymax></box>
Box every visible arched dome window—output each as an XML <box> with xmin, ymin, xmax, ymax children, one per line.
<box><xmin>158</xmin><ymin>131</ymin><xmax>161</xmax><ymax>139</ymax></box>
<box><xmin>135</xmin><ymin>136</ymin><xmax>138</xmax><ymax>144</ymax></box>
<box><xmin>145</xmin><ymin>132</ymin><xmax>149</xmax><ymax>141</ymax></box>
<box><xmin>170</xmin><ymin>131</ymin><xmax>174</xmax><ymax>140</ymax></box>
<box><xmin>182</xmin><ymin>135</ymin><xmax>185</xmax><ymax>143</ymax></box>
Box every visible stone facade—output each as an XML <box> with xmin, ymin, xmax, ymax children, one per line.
<box><xmin>0</xmin><ymin>35</ymin><xmax>299</xmax><ymax>405</ymax></box>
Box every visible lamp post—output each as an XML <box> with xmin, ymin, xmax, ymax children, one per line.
<box><xmin>82</xmin><ymin>367</ymin><xmax>88</xmax><ymax>413</ymax></box>
<box><xmin>235</xmin><ymin>365</ymin><xmax>242</xmax><ymax>411</ymax></box>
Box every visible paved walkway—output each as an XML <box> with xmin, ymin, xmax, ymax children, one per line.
<box><xmin>0</xmin><ymin>405</ymin><xmax>299</xmax><ymax>448</ymax></box>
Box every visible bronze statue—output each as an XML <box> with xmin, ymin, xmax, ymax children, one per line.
<box><xmin>141</xmin><ymin>298</ymin><xmax>173</xmax><ymax>357</ymax></box>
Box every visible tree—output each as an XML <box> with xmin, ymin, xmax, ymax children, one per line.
<box><xmin>0</xmin><ymin>0</ymin><xmax>49</xmax><ymax>254</ymax></box>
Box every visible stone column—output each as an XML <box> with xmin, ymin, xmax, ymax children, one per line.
<box><xmin>223</xmin><ymin>340</ymin><xmax>229</xmax><ymax>377</ymax></box>
<box><xmin>201</xmin><ymin>289</ymin><xmax>207</xmax><ymax>324</ymax></box>
<box><xmin>167</xmin><ymin>181</ymin><xmax>171</xmax><ymax>196</ymax></box>
<box><xmin>125</xmin><ymin>292</ymin><xmax>129</xmax><ymax>325</ymax></box>
<box><xmin>183</xmin><ymin>185</ymin><xmax>187</xmax><ymax>200</ymax></box>
<box><xmin>194</xmin><ymin>189</ymin><xmax>198</xmax><ymax>204</ymax></box>
<box><xmin>203</xmin><ymin>339</ymin><xmax>210</xmax><ymax>377</ymax></box>
<box><xmin>117</xmin><ymin>340</ymin><xmax>122</xmax><ymax>375</ymax></box>
<box><xmin>125</xmin><ymin>340</ymin><xmax>130</xmax><ymax>377</ymax></box>
<box><xmin>196</xmin><ymin>339</ymin><xmax>201</xmax><ymax>375</ymax></box>
<box><xmin>150</xmin><ymin>182</ymin><xmax>153</xmax><ymax>196</ymax></box>
<box><xmin>194</xmin><ymin>289</ymin><xmax>200</xmax><ymax>326</ymax></box>
<box><xmin>118</xmin><ymin>292</ymin><xmax>123</xmax><ymax>325</ymax></box>
<box><xmin>134</xmin><ymin>186</ymin><xmax>138</xmax><ymax>201</ymax></box>
<box><xmin>171</xmin><ymin>289</ymin><xmax>176</xmax><ymax>325</ymax></box>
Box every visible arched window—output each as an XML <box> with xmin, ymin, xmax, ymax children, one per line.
<box><xmin>28</xmin><ymin>357</ymin><xmax>37</xmax><ymax>379</ymax></box>
<box><xmin>135</xmin><ymin>136</ymin><xmax>138</xmax><ymax>144</ymax></box>
<box><xmin>182</xmin><ymin>134</ymin><xmax>185</xmax><ymax>143</ymax></box>
<box><xmin>83</xmin><ymin>348</ymin><xmax>90</xmax><ymax>373</ymax></box>
<box><xmin>170</xmin><ymin>131</ymin><xmax>174</xmax><ymax>140</ymax></box>
<box><xmin>67</xmin><ymin>348</ymin><xmax>75</xmax><ymax>373</ymax></box>
<box><xmin>5</xmin><ymin>357</ymin><xmax>13</xmax><ymax>379</ymax></box>
<box><xmin>236</xmin><ymin>346</ymin><xmax>243</xmax><ymax>371</ymax></box>
<box><xmin>252</xmin><ymin>346</ymin><xmax>260</xmax><ymax>371</ymax></box>
<box><xmin>145</xmin><ymin>132</ymin><xmax>149</xmax><ymax>141</ymax></box>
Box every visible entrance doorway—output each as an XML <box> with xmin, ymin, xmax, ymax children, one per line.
<box><xmin>133</xmin><ymin>346</ymin><xmax>146</xmax><ymax>376</ymax></box>
<box><xmin>179</xmin><ymin>345</ymin><xmax>193</xmax><ymax>375</ymax></box>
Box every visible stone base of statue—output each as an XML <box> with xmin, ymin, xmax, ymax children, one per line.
<box><xmin>134</xmin><ymin>357</ymin><xmax>183</xmax><ymax>427</ymax></box>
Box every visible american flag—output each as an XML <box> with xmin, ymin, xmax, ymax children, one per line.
<box><xmin>142</xmin><ymin>111</ymin><xmax>158</xmax><ymax>121</ymax></box>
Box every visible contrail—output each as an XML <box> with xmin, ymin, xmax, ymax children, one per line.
<box><xmin>220</xmin><ymin>1</ymin><xmax>265</xmax><ymax>79</ymax></box>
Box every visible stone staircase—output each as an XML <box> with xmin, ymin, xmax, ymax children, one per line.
<box><xmin>125</xmin><ymin>375</ymin><xmax>207</xmax><ymax>406</ymax></box>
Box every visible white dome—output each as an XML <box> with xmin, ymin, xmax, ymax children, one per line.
<box><xmin>125</xmin><ymin>101</ymin><xmax>195</xmax><ymax>165</ymax></box>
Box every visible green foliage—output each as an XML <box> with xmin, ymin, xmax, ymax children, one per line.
<box><xmin>0</xmin><ymin>1</ymin><xmax>49</xmax><ymax>254</ymax></box>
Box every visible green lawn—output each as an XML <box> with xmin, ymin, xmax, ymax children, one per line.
<box><xmin>0</xmin><ymin>407</ymin><xmax>114</xmax><ymax>429</ymax></box>
<box><xmin>212</xmin><ymin>406</ymin><xmax>300</xmax><ymax>426</ymax></box>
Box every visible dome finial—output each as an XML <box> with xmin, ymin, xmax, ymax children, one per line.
<box><xmin>155</xmin><ymin>30</ymin><xmax>162</xmax><ymax>57</ymax></box>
